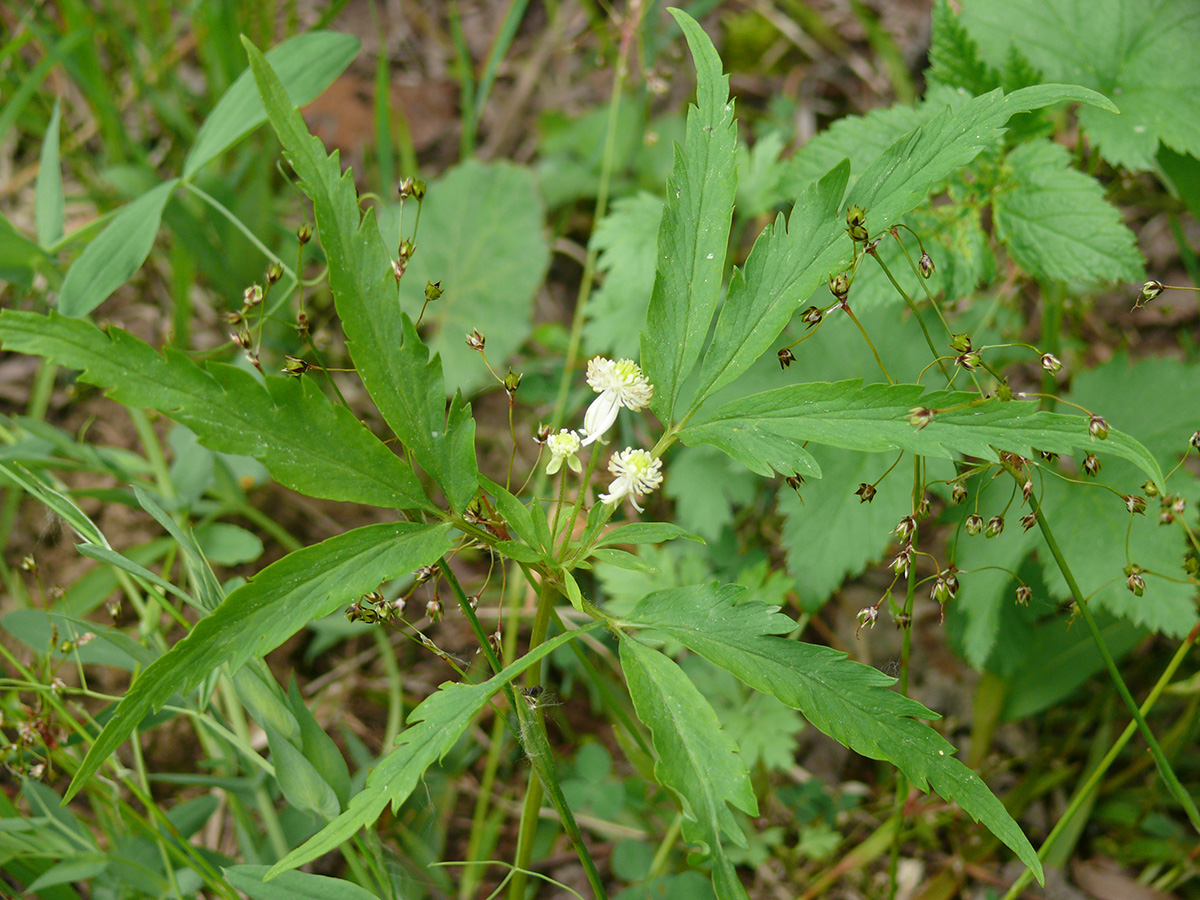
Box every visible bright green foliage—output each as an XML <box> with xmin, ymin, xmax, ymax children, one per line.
<box><xmin>244</xmin><ymin>38</ymin><xmax>479</xmax><ymax>513</ymax></box>
<box><xmin>621</xmin><ymin>639</ymin><xmax>757</xmax><ymax>891</ymax></box>
<box><xmin>184</xmin><ymin>32</ymin><xmax>361</xmax><ymax>178</ymax></box>
<box><xmin>994</xmin><ymin>140</ymin><xmax>1144</xmax><ymax>283</ymax></box>
<box><xmin>623</xmin><ymin>585</ymin><xmax>1043</xmax><ymax>881</ymax></box>
<box><xmin>641</xmin><ymin>9</ymin><xmax>738</xmax><ymax>423</ymax></box>
<box><xmin>586</xmin><ymin>191</ymin><xmax>663</xmax><ymax>359</ymax></box>
<box><xmin>35</xmin><ymin>100</ymin><xmax>63</xmax><ymax>247</ymax></box>
<box><xmin>664</xmin><ymin>447</ymin><xmax>758</xmax><ymax>542</ymax></box>
<box><xmin>0</xmin><ymin>311</ymin><xmax>432</xmax><ymax>511</ymax></box>
<box><xmin>65</xmin><ymin>522</ymin><xmax>454</xmax><ymax>800</ymax></box>
<box><xmin>779</xmin><ymin>448</ymin><xmax>913</xmax><ymax>611</ymax></box>
<box><xmin>225</xmin><ymin>865</ymin><xmax>382</xmax><ymax>900</ymax></box>
<box><xmin>390</xmin><ymin>159</ymin><xmax>550</xmax><ymax>396</ymax></box>
<box><xmin>680</xmin><ymin>380</ymin><xmax>1162</xmax><ymax>486</ymax></box>
<box><xmin>927</xmin><ymin>0</ymin><xmax>998</xmax><ymax>95</ymax></box>
<box><xmin>958</xmin><ymin>0</ymin><xmax>1200</xmax><ymax>169</ymax></box>
<box><xmin>268</xmin><ymin>628</ymin><xmax>582</xmax><ymax>876</ymax></box>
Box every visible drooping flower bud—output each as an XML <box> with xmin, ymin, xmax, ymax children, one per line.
<box><xmin>1088</xmin><ymin>415</ymin><xmax>1109</xmax><ymax>440</ymax></box>
<box><xmin>908</xmin><ymin>407</ymin><xmax>935</xmax><ymax>430</ymax></box>
<box><xmin>1082</xmin><ymin>454</ymin><xmax>1101</xmax><ymax>477</ymax></box>
<box><xmin>1126</xmin><ymin>571</ymin><xmax>1145</xmax><ymax>597</ymax></box>
<box><xmin>965</xmin><ymin>513</ymin><xmax>983</xmax><ymax>536</ymax></box>
<box><xmin>1040</xmin><ymin>353</ymin><xmax>1063</xmax><ymax>374</ymax></box>
<box><xmin>801</xmin><ymin>306</ymin><xmax>824</xmax><ymax>328</ymax></box>
<box><xmin>951</xmin><ymin>482</ymin><xmax>968</xmax><ymax>505</ymax></box>
<box><xmin>846</xmin><ymin>206</ymin><xmax>868</xmax><ymax>243</ymax></box>
<box><xmin>425</xmin><ymin>280</ymin><xmax>443</xmax><ymax>303</ymax></box>
<box><xmin>1139</xmin><ymin>280</ymin><xmax>1163</xmax><ymax>304</ymax></box>
<box><xmin>894</xmin><ymin>515</ymin><xmax>917</xmax><ymax>542</ymax></box>
<box><xmin>949</xmin><ymin>333</ymin><xmax>972</xmax><ymax>353</ymax></box>
<box><xmin>297</xmin><ymin>223</ymin><xmax>313</xmax><ymax>244</ymax></box>
<box><xmin>855</xmin><ymin>482</ymin><xmax>877</xmax><ymax>503</ymax></box>
<box><xmin>829</xmin><ymin>272</ymin><xmax>851</xmax><ymax>303</ymax></box>
<box><xmin>918</xmin><ymin>252</ymin><xmax>935</xmax><ymax>279</ymax></box>
<box><xmin>1015</xmin><ymin>584</ymin><xmax>1032</xmax><ymax>605</ymax></box>
<box><xmin>1021</xmin><ymin>511</ymin><xmax>1038</xmax><ymax>532</ymax></box>
<box><xmin>778</xmin><ymin>348</ymin><xmax>796</xmax><ymax>369</ymax></box>
<box><xmin>466</xmin><ymin>328</ymin><xmax>486</xmax><ymax>351</ymax></box>
<box><xmin>985</xmin><ymin>515</ymin><xmax>1004</xmax><ymax>538</ymax></box>
<box><xmin>1124</xmin><ymin>494</ymin><xmax>1146</xmax><ymax>515</ymax></box>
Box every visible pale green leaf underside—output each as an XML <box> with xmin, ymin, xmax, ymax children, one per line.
<box><xmin>620</xmin><ymin>639</ymin><xmax>757</xmax><ymax>856</ymax></box>
<box><xmin>959</xmin><ymin>0</ymin><xmax>1200</xmax><ymax>169</ymax></box>
<box><xmin>641</xmin><ymin>9</ymin><xmax>738</xmax><ymax>423</ymax></box>
<box><xmin>245</xmin><ymin>40</ymin><xmax>478</xmax><ymax>512</ymax></box>
<box><xmin>0</xmin><ymin>310</ymin><xmax>432</xmax><ymax>511</ymax></box>
<box><xmin>994</xmin><ymin>140</ymin><xmax>1143</xmax><ymax>283</ymax></box>
<box><xmin>66</xmin><ymin>522</ymin><xmax>454</xmax><ymax>800</ymax></box>
<box><xmin>680</xmin><ymin>379</ymin><xmax>1163</xmax><ymax>488</ymax></box>
<box><xmin>624</xmin><ymin>585</ymin><xmax>1043</xmax><ymax>883</ymax></box>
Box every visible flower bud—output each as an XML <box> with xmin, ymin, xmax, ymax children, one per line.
<box><xmin>957</xmin><ymin>351</ymin><xmax>981</xmax><ymax>370</ymax></box>
<box><xmin>846</xmin><ymin>205</ymin><xmax>868</xmax><ymax>242</ymax></box>
<box><xmin>855</xmin><ymin>482</ymin><xmax>877</xmax><ymax>503</ymax></box>
<box><xmin>1190</xmin><ymin>430</ymin><xmax>1200</xmax><ymax>450</ymax></box>
<box><xmin>965</xmin><ymin>513</ymin><xmax>983</xmax><ymax>536</ymax></box>
<box><xmin>534</xmin><ymin>423</ymin><xmax>552</xmax><ymax>444</ymax></box>
<box><xmin>1139</xmin><ymin>280</ymin><xmax>1163</xmax><ymax>304</ymax></box>
<box><xmin>297</xmin><ymin>223</ymin><xmax>313</xmax><ymax>244</ymax></box>
<box><xmin>1040</xmin><ymin>353</ymin><xmax>1063</xmax><ymax>374</ymax></box>
<box><xmin>397</xmin><ymin>177</ymin><xmax>416</xmax><ymax>199</ymax></box>
<box><xmin>908</xmin><ymin>406</ymin><xmax>935</xmax><ymax>430</ymax></box>
<box><xmin>786</xmin><ymin>474</ymin><xmax>805</xmax><ymax>492</ymax></box>
<box><xmin>894</xmin><ymin>515</ymin><xmax>917</xmax><ymax>542</ymax></box>
<box><xmin>778</xmin><ymin>347</ymin><xmax>796</xmax><ymax>369</ymax></box>
<box><xmin>504</xmin><ymin>369</ymin><xmax>522</xmax><ymax>394</ymax></box>
<box><xmin>1022</xmin><ymin>480</ymin><xmax>1033</xmax><ymax>504</ymax></box>
<box><xmin>949</xmin><ymin>333</ymin><xmax>972</xmax><ymax>353</ymax></box>
<box><xmin>1015</xmin><ymin>584</ymin><xmax>1032</xmax><ymax>605</ymax></box>
<box><xmin>855</xmin><ymin>606</ymin><xmax>879</xmax><ymax>635</ymax></box>
<box><xmin>801</xmin><ymin>305</ymin><xmax>824</xmax><ymax>328</ymax></box>
<box><xmin>426</xmin><ymin>596</ymin><xmax>443</xmax><ymax>622</ymax></box>
<box><xmin>243</xmin><ymin>284</ymin><xmax>263</xmax><ymax>307</ymax></box>
<box><xmin>1124</xmin><ymin>494</ymin><xmax>1146</xmax><ymax>515</ymax></box>
<box><xmin>916</xmin><ymin>496</ymin><xmax>932</xmax><ymax>520</ymax></box>
<box><xmin>829</xmin><ymin>272</ymin><xmax>851</xmax><ymax>302</ymax></box>
<box><xmin>891</xmin><ymin>543</ymin><xmax>913</xmax><ymax>577</ymax></box>
<box><xmin>1082</xmin><ymin>454</ymin><xmax>1101</xmax><ymax>477</ymax></box>
<box><xmin>931</xmin><ymin>576</ymin><xmax>951</xmax><ymax>605</ymax></box>
<box><xmin>1126</xmin><ymin>572</ymin><xmax>1145</xmax><ymax>596</ymax></box>
<box><xmin>985</xmin><ymin>515</ymin><xmax>1004</xmax><ymax>538</ymax></box>
<box><xmin>918</xmin><ymin>252</ymin><xmax>935</xmax><ymax>279</ymax></box>
<box><xmin>1021</xmin><ymin>511</ymin><xmax>1038</xmax><ymax>531</ymax></box>
<box><xmin>1088</xmin><ymin>415</ymin><xmax>1109</xmax><ymax>440</ymax></box>
<box><xmin>951</xmin><ymin>482</ymin><xmax>967</xmax><ymax>505</ymax></box>
<box><xmin>466</xmin><ymin>328</ymin><xmax>486</xmax><ymax>351</ymax></box>
<box><xmin>283</xmin><ymin>355</ymin><xmax>311</xmax><ymax>376</ymax></box>
<box><xmin>1142</xmin><ymin>479</ymin><xmax>1159</xmax><ymax>497</ymax></box>
<box><xmin>266</xmin><ymin>262</ymin><xmax>283</xmax><ymax>284</ymax></box>
<box><xmin>425</xmin><ymin>280</ymin><xmax>443</xmax><ymax>303</ymax></box>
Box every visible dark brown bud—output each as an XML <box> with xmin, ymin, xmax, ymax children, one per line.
<box><xmin>778</xmin><ymin>347</ymin><xmax>796</xmax><ymax>369</ymax></box>
<box><xmin>855</xmin><ymin>482</ymin><xmax>877</xmax><ymax>503</ymax></box>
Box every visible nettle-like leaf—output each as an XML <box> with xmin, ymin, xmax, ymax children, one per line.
<box><xmin>958</xmin><ymin>0</ymin><xmax>1200</xmax><ymax>170</ymax></box>
<box><xmin>267</xmin><ymin>626</ymin><xmax>588</xmax><ymax>877</ymax></box>
<box><xmin>0</xmin><ymin>311</ymin><xmax>432</xmax><ymax>512</ymax></box>
<box><xmin>679</xmin><ymin>380</ymin><xmax>1163</xmax><ymax>486</ymax></box>
<box><xmin>927</xmin><ymin>0</ymin><xmax>1000</xmax><ymax>95</ymax></box>
<box><xmin>244</xmin><ymin>39</ymin><xmax>478</xmax><ymax>513</ymax></box>
<box><xmin>385</xmin><ymin>159</ymin><xmax>550</xmax><ymax>397</ymax></box>
<box><xmin>584</xmin><ymin>191</ymin><xmax>663</xmax><ymax>360</ymax></box>
<box><xmin>620</xmin><ymin>638</ymin><xmax>756</xmax><ymax>896</ymax></box>
<box><xmin>641</xmin><ymin>9</ymin><xmax>738</xmax><ymax>423</ymax></box>
<box><xmin>994</xmin><ymin>140</ymin><xmax>1144</xmax><ymax>283</ymax></box>
<box><xmin>622</xmin><ymin>584</ymin><xmax>1043</xmax><ymax>883</ymax></box>
<box><xmin>65</xmin><ymin>522</ymin><xmax>455</xmax><ymax>800</ymax></box>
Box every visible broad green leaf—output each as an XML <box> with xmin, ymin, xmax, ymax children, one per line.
<box><xmin>994</xmin><ymin>140</ymin><xmax>1144</xmax><ymax>283</ymax></box>
<box><xmin>65</xmin><ymin>522</ymin><xmax>454</xmax><ymax>800</ymax></box>
<box><xmin>267</xmin><ymin>626</ymin><xmax>589</xmax><ymax>876</ymax></box>
<box><xmin>690</xmin><ymin>160</ymin><xmax>849</xmax><ymax>409</ymax></box>
<box><xmin>265</xmin><ymin>722</ymin><xmax>340</xmax><ymax>820</ymax></box>
<box><xmin>245</xmin><ymin>40</ymin><xmax>478</xmax><ymax>513</ymax></box>
<box><xmin>779</xmin><ymin>448</ymin><xmax>913</xmax><ymax>612</ymax></box>
<box><xmin>584</xmin><ymin>191</ymin><xmax>663</xmax><ymax>360</ymax></box>
<box><xmin>36</xmin><ymin>99</ymin><xmax>64</xmax><ymax>248</ymax></box>
<box><xmin>388</xmin><ymin>160</ymin><xmax>550</xmax><ymax>396</ymax></box>
<box><xmin>641</xmin><ymin>9</ymin><xmax>738</xmax><ymax>423</ymax></box>
<box><xmin>596</xmin><ymin>522</ymin><xmax>704</xmax><ymax>548</ymax></box>
<box><xmin>959</xmin><ymin>0</ymin><xmax>1200</xmax><ymax>170</ymax></box>
<box><xmin>288</xmin><ymin>679</ymin><xmax>352</xmax><ymax>811</ymax></box>
<box><xmin>183</xmin><ymin>32</ymin><xmax>361</xmax><ymax>178</ymax></box>
<box><xmin>57</xmin><ymin>178</ymin><xmax>178</xmax><ymax>317</ymax></box>
<box><xmin>679</xmin><ymin>380</ymin><xmax>1163</xmax><ymax>487</ymax></box>
<box><xmin>24</xmin><ymin>856</ymin><xmax>108</xmax><ymax>893</ymax></box>
<box><xmin>1158</xmin><ymin>146</ymin><xmax>1200</xmax><ymax>221</ymax></box>
<box><xmin>0</xmin><ymin>212</ymin><xmax>49</xmax><ymax>289</ymax></box>
<box><xmin>196</xmin><ymin>522</ymin><xmax>264</xmax><ymax>566</ymax></box>
<box><xmin>1</xmin><ymin>608</ymin><xmax>157</xmax><ymax>671</ymax></box>
<box><xmin>0</xmin><ymin>311</ymin><xmax>432</xmax><ymax>511</ymax></box>
<box><xmin>848</xmin><ymin>84</ymin><xmax>1116</xmax><ymax>234</ymax></box>
<box><xmin>621</xmin><ymin>639</ymin><xmax>754</xmax><ymax>899</ymax></box>
<box><xmin>623</xmin><ymin>585</ymin><xmax>1043</xmax><ymax>883</ymax></box>
<box><xmin>224</xmin><ymin>866</ymin><xmax>380</xmax><ymax>900</ymax></box>
<box><xmin>663</xmin><ymin>446</ymin><xmax>758</xmax><ymax>543</ymax></box>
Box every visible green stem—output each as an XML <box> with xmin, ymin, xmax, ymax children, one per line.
<box><xmin>1002</xmin><ymin>618</ymin><xmax>1200</xmax><ymax>899</ymax></box>
<box><xmin>1014</xmin><ymin>467</ymin><xmax>1200</xmax><ymax>834</ymax></box>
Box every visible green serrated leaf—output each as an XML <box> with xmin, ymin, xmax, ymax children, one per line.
<box><xmin>641</xmin><ymin>9</ymin><xmax>738</xmax><ymax>424</ymax></box>
<box><xmin>623</xmin><ymin>584</ymin><xmax>1043</xmax><ymax>883</ymax></box>
<box><xmin>65</xmin><ymin>522</ymin><xmax>454</xmax><ymax>800</ymax></box>
<box><xmin>184</xmin><ymin>32</ymin><xmax>361</xmax><ymax>179</ymax></box>
<box><xmin>0</xmin><ymin>310</ymin><xmax>432</xmax><ymax>511</ymax></box>
<box><xmin>779</xmin><ymin>448</ymin><xmax>913</xmax><ymax>612</ymax></box>
<box><xmin>679</xmin><ymin>380</ymin><xmax>1163</xmax><ymax>487</ymax></box>
<box><xmin>959</xmin><ymin>0</ymin><xmax>1200</xmax><ymax>170</ymax></box>
<box><xmin>994</xmin><ymin>140</ymin><xmax>1144</xmax><ymax>283</ymax></box>
<box><xmin>849</xmin><ymin>84</ymin><xmax>1116</xmax><ymax>234</ymax></box>
<box><xmin>244</xmin><ymin>40</ymin><xmax>478</xmax><ymax>513</ymax></box>
<box><xmin>663</xmin><ymin>446</ymin><xmax>757</xmax><ymax>543</ymax></box>
<box><xmin>57</xmin><ymin>178</ymin><xmax>178</xmax><ymax>318</ymax></box>
<box><xmin>620</xmin><ymin>638</ymin><xmax>756</xmax><ymax>858</ymax></box>
<box><xmin>388</xmin><ymin>160</ymin><xmax>549</xmax><ymax>396</ymax></box>
<box><xmin>927</xmin><ymin>0</ymin><xmax>1000</xmax><ymax>94</ymax></box>
<box><xmin>690</xmin><ymin>159</ymin><xmax>849</xmax><ymax>409</ymax></box>
<box><xmin>268</xmin><ymin>626</ymin><xmax>588</xmax><ymax>876</ymax></box>
<box><xmin>584</xmin><ymin>192</ymin><xmax>663</xmax><ymax>359</ymax></box>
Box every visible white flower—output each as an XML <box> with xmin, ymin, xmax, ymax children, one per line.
<box><xmin>546</xmin><ymin>429</ymin><xmax>582</xmax><ymax>475</ymax></box>
<box><xmin>599</xmin><ymin>447</ymin><xmax>663</xmax><ymax>513</ymax></box>
<box><xmin>580</xmin><ymin>357</ymin><xmax>653</xmax><ymax>446</ymax></box>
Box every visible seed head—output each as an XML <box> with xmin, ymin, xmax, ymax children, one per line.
<box><xmin>1124</xmin><ymin>494</ymin><xmax>1146</xmax><ymax>515</ymax></box>
<box><xmin>949</xmin><ymin>333</ymin><xmax>972</xmax><ymax>353</ymax></box>
<box><xmin>829</xmin><ymin>272</ymin><xmax>851</xmax><ymax>302</ymax></box>
<box><xmin>846</xmin><ymin>205</ymin><xmax>868</xmax><ymax>242</ymax></box>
